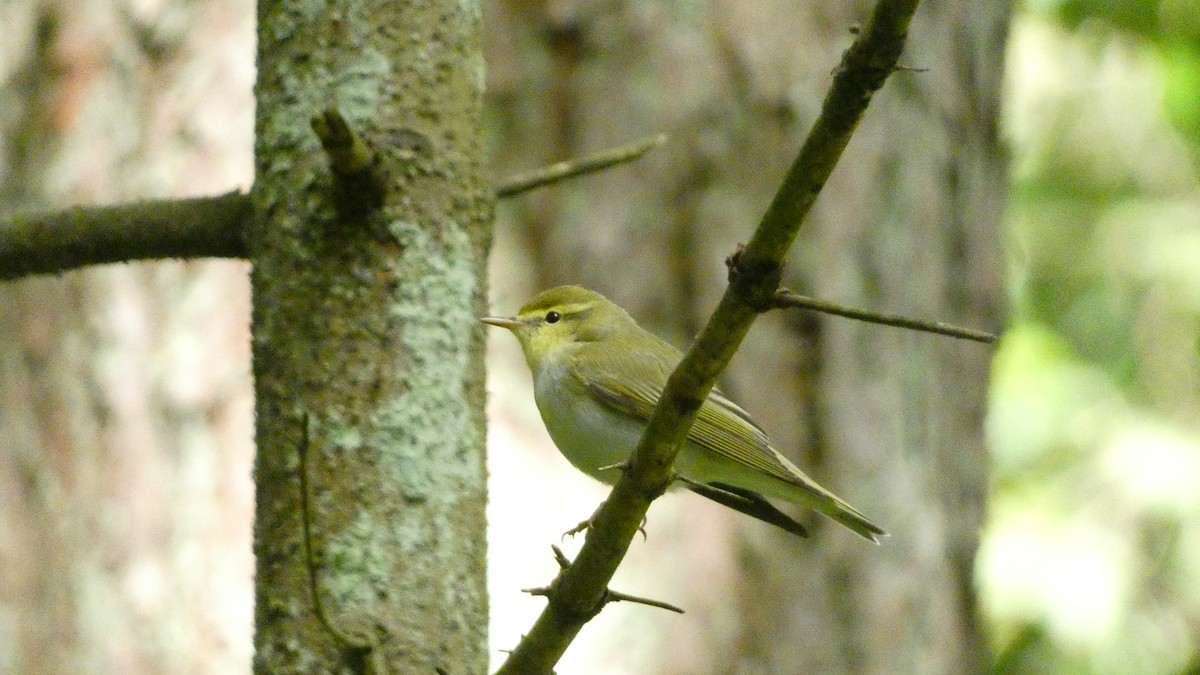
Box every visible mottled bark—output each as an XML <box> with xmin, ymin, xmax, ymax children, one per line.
<box><xmin>249</xmin><ymin>1</ymin><xmax>491</xmax><ymax>672</ymax></box>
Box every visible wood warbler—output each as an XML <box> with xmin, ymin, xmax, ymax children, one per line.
<box><xmin>482</xmin><ymin>285</ymin><xmax>886</xmax><ymax>542</ymax></box>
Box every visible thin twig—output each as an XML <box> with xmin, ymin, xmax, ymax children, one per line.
<box><xmin>603</xmin><ymin>590</ymin><xmax>685</xmax><ymax>614</ymax></box>
<box><xmin>495</xmin><ymin>133</ymin><xmax>667</xmax><ymax>198</ymax></box>
<box><xmin>771</xmin><ymin>290</ymin><xmax>997</xmax><ymax>343</ymax></box>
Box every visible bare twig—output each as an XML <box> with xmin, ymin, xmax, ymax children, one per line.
<box><xmin>771</xmin><ymin>290</ymin><xmax>997</xmax><ymax>343</ymax></box>
<box><xmin>495</xmin><ymin>133</ymin><xmax>667</xmax><ymax>198</ymax></box>
<box><xmin>603</xmin><ymin>590</ymin><xmax>685</xmax><ymax>614</ymax></box>
<box><xmin>495</xmin><ymin>1</ymin><xmax>922</xmax><ymax>672</ymax></box>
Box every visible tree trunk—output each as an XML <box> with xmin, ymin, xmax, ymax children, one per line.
<box><xmin>249</xmin><ymin>1</ymin><xmax>491</xmax><ymax>672</ymax></box>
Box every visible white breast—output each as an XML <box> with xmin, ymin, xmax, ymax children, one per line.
<box><xmin>531</xmin><ymin>360</ymin><xmax>645</xmax><ymax>484</ymax></box>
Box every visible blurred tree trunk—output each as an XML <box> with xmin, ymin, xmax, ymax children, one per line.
<box><xmin>486</xmin><ymin>0</ymin><xmax>1008</xmax><ymax>672</ymax></box>
<box><xmin>0</xmin><ymin>1</ymin><xmax>255</xmax><ymax>673</ymax></box>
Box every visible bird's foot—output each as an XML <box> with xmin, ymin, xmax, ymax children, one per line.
<box><xmin>562</xmin><ymin>518</ymin><xmax>592</xmax><ymax>539</ymax></box>
<box><xmin>561</xmin><ymin>510</ymin><xmax>648</xmax><ymax>540</ymax></box>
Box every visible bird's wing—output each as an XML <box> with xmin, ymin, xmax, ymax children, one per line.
<box><xmin>576</xmin><ymin>346</ymin><xmax>802</xmax><ymax>486</ymax></box>
<box><xmin>576</xmin><ymin>344</ymin><xmax>888</xmax><ymax>542</ymax></box>
<box><xmin>690</xmin><ymin>389</ymin><xmax>803</xmax><ymax>484</ymax></box>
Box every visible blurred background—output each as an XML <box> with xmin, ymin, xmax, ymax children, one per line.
<box><xmin>983</xmin><ymin>2</ymin><xmax>1200</xmax><ymax>672</ymax></box>
<box><xmin>1</xmin><ymin>0</ymin><xmax>1197</xmax><ymax>673</ymax></box>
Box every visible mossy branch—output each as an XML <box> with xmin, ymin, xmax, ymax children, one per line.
<box><xmin>0</xmin><ymin>192</ymin><xmax>250</xmax><ymax>281</ymax></box>
<box><xmin>494</xmin><ymin>1</ymin><xmax>923</xmax><ymax>673</ymax></box>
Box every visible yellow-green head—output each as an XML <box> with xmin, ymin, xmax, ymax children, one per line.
<box><xmin>481</xmin><ymin>285</ymin><xmax>645</xmax><ymax>372</ymax></box>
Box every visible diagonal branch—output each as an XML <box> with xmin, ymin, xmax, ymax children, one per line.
<box><xmin>495</xmin><ymin>133</ymin><xmax>667</xmax><ymax>198</ymax></box>
<box><xmin>494</xmin><ymin>1</ymin><xmax>922</xmax><ymax>673</ymax></box>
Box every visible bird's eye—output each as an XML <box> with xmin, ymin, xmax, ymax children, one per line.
<box><xmin>545</xmin><ymin>311</ymin><xmax>561</xmax><ymax>324</ymax></box>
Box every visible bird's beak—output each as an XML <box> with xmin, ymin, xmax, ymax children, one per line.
<box><xmin>480</xmin><ymin>316</ymin><xmax>521</xmax><ymax>330</ymax></box>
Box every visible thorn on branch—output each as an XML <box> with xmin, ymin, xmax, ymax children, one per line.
<box><xmin>550</xmin><ymin>545</ymin><xmax>571</xmax><ymax>569</ymax></box>
<box><xmin>595</xmin><ymin>459</ymin><xmax>630</xmax><ymax>475</ymax></box>
<box><xmin>312</xmin><ymin>108</ymin><xmax>387</xmax><ymax>222</ymax></box>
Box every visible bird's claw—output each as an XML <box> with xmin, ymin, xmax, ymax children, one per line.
<box><xmin>562</xmin><ymin>518</ymin><xmax>592</xmax><ymax>539</ymax></box>
<box><xmin>560</xmin><ymin>514</ymin><xmax>649</xmax><ymax>540</ymax></box>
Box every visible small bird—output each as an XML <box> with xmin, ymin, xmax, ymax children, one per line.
<box><xmin>482</xmin><ymin>285</ymin><xmax>886</xmax><ymax>542</ymax></box>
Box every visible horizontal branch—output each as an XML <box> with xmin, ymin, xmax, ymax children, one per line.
<box><xmin>0</xmin><ymin>191</ymin><xmax>250</xmax><ymax>281</ymax></box>
<box><xmin>0</xmin><ymin>135</ymin><xmax>667</xmax><ymax>281</ymax></box>
<box><xmin>495</xmin><ymin>1</ymin><xmax>922</xmax><ymax>672</ymax></box>
<box><xmin>772</xmin><ymin>290</ymin><xmax>997</xmax><ymax>343</ymax></box>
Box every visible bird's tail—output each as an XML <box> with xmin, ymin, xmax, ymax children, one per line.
<box><xmin>800</xmin><ymin>482</ymin><xmax>888</xmax><ymax>543</ymax></box>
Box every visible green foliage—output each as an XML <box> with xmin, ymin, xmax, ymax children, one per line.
<box><xmin>985</xmin><ymin>3</ymin><xmax>1200</xmax><ymax>674</ymax></box>
<box><xmin>1161</xmin><ymin>41</ymin><xmax>1200</xmax><ymax>147</ymax></box>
